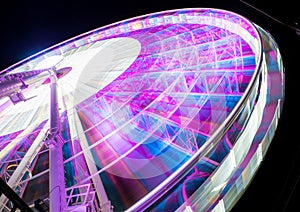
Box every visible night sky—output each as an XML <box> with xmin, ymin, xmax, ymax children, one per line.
<box><xmin>0</xmin><ymin>0</ymin><xmax>299</xmax><ymax>211</ymax></box>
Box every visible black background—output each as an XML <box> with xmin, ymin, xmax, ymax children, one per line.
<box><xmin>0</xmin><ymin>0</ymin><xmax>299</xmax><ymax>211</ymax></box>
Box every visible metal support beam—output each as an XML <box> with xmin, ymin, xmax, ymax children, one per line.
<box><xmin>45</xmin><ymin>71</ymin><xmax>66</xmax><ymax>212</ymax></box>
<box><xmin>0</xmin><ymin>121</ymin><xmax>49</xmax><ymax>210</ymax></box>
<box><xmin>0</xmin><ymin>178</ymin><xmax>33</xmax><ymax>212</ymax></box>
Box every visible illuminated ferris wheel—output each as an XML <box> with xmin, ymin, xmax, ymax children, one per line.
<box><xmin>0</xmin><ymin>8</ymin><xmax>284</xmax><ymax>212</ymax></box>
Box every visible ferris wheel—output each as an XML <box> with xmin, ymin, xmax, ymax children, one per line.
<box><xmin>0</xmin><ymin>8</ymin><xmax>284</xmax><ymax>212</ymax></box>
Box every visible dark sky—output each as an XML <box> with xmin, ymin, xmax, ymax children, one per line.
<box><xmin>0</xmin><ymin>0</ymin><xmax>299</xmax><ymax>211</ymax></box>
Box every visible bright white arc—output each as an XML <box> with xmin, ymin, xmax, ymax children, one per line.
<box><xmin>0</xmin><ymin>37</ymin><xmax>141</xmax><ymax>136</ymax></box>
<box><xmin>59</xmin><ymin>37</ymin><xmax>141</xmax><ymax>107</ymax></box>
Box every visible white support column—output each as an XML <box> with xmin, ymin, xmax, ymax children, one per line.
<box><xmin>46</xmin><ymin>71</ymin><xmax>66</xmax><ymax>212</ymax></box>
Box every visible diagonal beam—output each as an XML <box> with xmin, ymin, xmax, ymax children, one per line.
<box><xmin>0</xmin><ymin>178</ymin><xmax>33</xmax><ymax>212</ymax></box>
<box><xmin>0</xmin><ymin>122</ymin><xmax>44</xmax><ymax>162</ymax></box>
<box><xmin>0</xmin><ymin>120</ymin><xmax>49</xmax><ymax>210</ymax></box>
